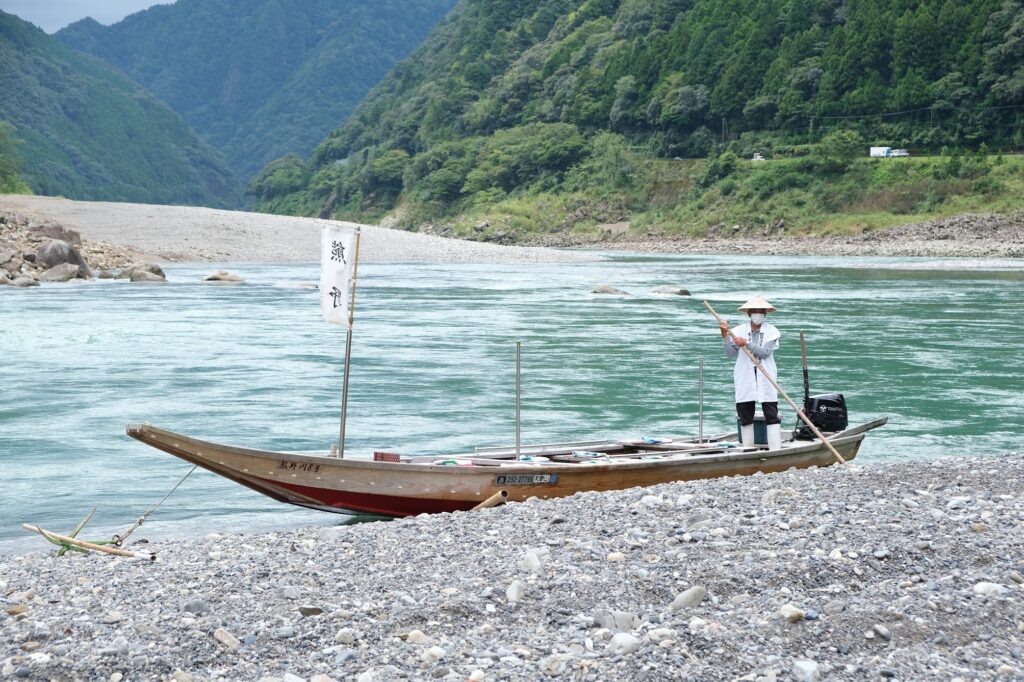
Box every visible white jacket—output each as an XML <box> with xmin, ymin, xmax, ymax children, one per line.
<box><xmin>724</xmin><ymin>322</ymin><xmax>780</xmax><ymax>403</ymax></box>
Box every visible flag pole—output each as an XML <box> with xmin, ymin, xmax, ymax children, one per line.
<box><xmin>338</xmin><ymin>227</ymin><xmax>362</xmax><ymax>458</ymax></box>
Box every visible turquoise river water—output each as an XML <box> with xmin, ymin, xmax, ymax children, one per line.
<box><xmin>1</xmin><ymin>254</ymin><xmax>1021</xmax><ymax>553</ymax></box>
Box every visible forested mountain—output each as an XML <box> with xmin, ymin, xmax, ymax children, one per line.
<box><xmin>251</xmin><ymin>0</ymin><xmax>1024</xmax><ymax>231</ymax></box>
<box><xmin>0</xmin><ymin>11</ymin><xmax>238</xmax><ymax>206</ymax></box>
<box><xmin>58</xmin><ymin>0</ymin><xmax>458</xmax><ymax>181</ymax></box>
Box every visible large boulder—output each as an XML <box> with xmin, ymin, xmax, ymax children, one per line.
<box><xmin>12</xmin><ymin>277</ymin><xmax>39</xmax><ymax>288</ymax></box>
<box><xmin>593</xmin><ymin>285</ymin><xmax>629</xmax><ymax>295</ymax></box>
<box><xmin>204</xmin><ymin>270</ymin><xmax>244</xmax><ymax>283</ymax></box>
<box><xmin>28</xmin><ymin>223</ymin><xmax>82</xmax><ymax>246</ymax></box>
<box><xmin>0</xmin><ymin>250</ymin><xmax>16</xmax><ymax>267</ymax></box>
<box><xmin>117</xmin><ymin>263</ymin><xmax>166</xmax><ymax>280</ymax></box>
<box><xmin>40</xmin><ymin>263</ymin><xmax>81</xmax><ymax>282</ymax></box>
<box><xmin>36</xmin><ymin>240</ymin><xmax>91</xmax><ymax>278</ymax></box>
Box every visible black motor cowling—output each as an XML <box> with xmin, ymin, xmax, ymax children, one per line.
<box><xmin>795</xmin><ymin>392</ymin><xmax>848</xmax><ymax>439</ymax></box>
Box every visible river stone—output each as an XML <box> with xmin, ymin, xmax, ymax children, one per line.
<box><xmin>405</xmin><ymin>629</ymin><xmax>430</xmax><ymax>644</ymax></box>
<box><xmin>793</xmin><ymin>659</ymin><xmax>820</xmax><ymax>682</ymax></box>
<box><xmin>973</xmin><ymin>582</ymin><xmax>1006</xmax><ymax>597</ymax></box>
<box><xmin>183</xmin><ymin>598</ymin><xmax>210</xmax><ymax>615</ymax></box>
<box><xmin>651</xmin><ymin>285</ymin><xmax>691</xmax><ymax>296</ymax></box>
<box><xmin>298</xmin><ymin>605</ymin><xmax>323</xmax><ymax>617</ymax></box>
<box><xmin>607</xmin><ymin>632</ymin><xmax>641</xmax><ymax>655</ymax></box>
<box><xmin>3</xmin><ymin>256</ymin><xmax>23</xmax><ymax>275</ymax></box>
<box><xmin>422</xmin><ymin>645</ymin><xmax>446</xmax><ymax>664</ymax></box>
<box><xmin>670</xmin><ymin>585</ymin><xmax>707</xmax><ymax>611</ymax></box>
<box><xmin>506</xmin><ymin>580</ymin><xmax>526</xmax><ymax>603</ymax></box>
<box><xmin>204</xmin><ymin>270</ymin><xmax>244</xmax><ymax>283</ymax></box>
<box><xmin>36</xmin><ymin>240</ymin><xmax>90</xmax><ymax>277</ymax></box>
<box><xmin>539</xmin><ymin>653</ymin><xmax>574</xmax><ymax>675</ymax></box>
<box><xmin>213</xmin><ymin>627</ymin><xmax>240</xmax><ymax>650</ymax></box>
<box><xmin>522</xmin><ymin>549</ymin><xmax>543</xmax><ymax>574</ymax></box>
<box><xmin>647</xmin><ymin>627</ymin><xmax>677</xmax><ymax>643</ymax></box>
<box><xmin>28</xmin><ymin>223</ymin><xmax>81</xmax><ymax>246</ymax></box>
<box><xmin>592</xmin><ymin>285</ymin><xmax>628</xmax><ymax>295</ymax></box>
<box><xmin>779</xmin><ymin>604</ymin><xmax>805</xmax><ymax>623</ymax></box>
<box><xmin>39</xmin><ymin>263</ymin><xmax>80</xmax><ymax>282</ymax></box>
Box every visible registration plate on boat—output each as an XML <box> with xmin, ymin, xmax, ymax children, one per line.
<box><xmin>495</xmin><ymin>474</ymin><xmax>558</xmax><ymax>485</ymax></box>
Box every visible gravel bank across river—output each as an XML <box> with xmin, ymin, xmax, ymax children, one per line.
<box><xmin>3</xmin><ymin>456</ymin><xmax>1022</xmax><ymax>680</ymax></box>
<box><xmin>0</xmin><ymin>196</ymin><xmax>598</xmax><ymax>264</ymax></box>
<box><xmin>531</xmin><ymin>212</ymin><xmax>1024</xmax><ymax>259</ymax></box>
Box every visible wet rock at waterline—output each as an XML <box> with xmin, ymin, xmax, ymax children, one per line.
<box><xmin>592</xmin><ymin>285</ymin><xmax>629</xmax><ymax>295</ymax></box>
<box><xmin>651</xmin><ymin>285</ymin><xmax>691</xmax><ymax>296</ymax></box>
<box><xmin>117</xmin><ymin>263</ymin><xmax>166</xmax><ymax>281</ymax></box>
<box><xmin>204</xmin><ymin>270</ymin><xmax>244</xmax><ymax>283</ymax></box>
<box><xmin>39</xmin><ymin>263</ymin><xmax>82</xmax><ymax>282</ymax></box>
<box><xmin>128</xmin><ymin>270</ymin><xmax>167</xmax><ymax>283</ymax></box>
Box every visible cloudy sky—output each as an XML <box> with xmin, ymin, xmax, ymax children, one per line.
<box><xmin>0</xmin><ymin>0</ymin><xmax>167</xmax><ymax>33</ymax></box>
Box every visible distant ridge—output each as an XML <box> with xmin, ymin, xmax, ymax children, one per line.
<box><xmin>0</xmin><ymin>10</ymin><xmax>239</xmax><ymax>206</ymax></box>
<box><xmin>251</xmin><ymin>0</ymin><xmax>1024</xmax><ymax>228</ymax></box>
<box><xmin>58</xmin><ymin>0</ymin><xmax>459</xmax><ymax>181</ymax></box>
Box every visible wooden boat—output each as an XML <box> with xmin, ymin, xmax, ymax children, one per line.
<box><xmin>125</xmin><ymin>417</ymin><xmax>886</xmax><ymax>517</ymax></box>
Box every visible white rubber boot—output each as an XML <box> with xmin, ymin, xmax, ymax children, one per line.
<box><xmin>767</xmin><ymin>423</ymin><xmax>782</xmax><ymax>451</ymax></box>
<box><xmin>740</xmin><ymin>424</ymin><xmax>756</xmax><ymax>447</ymax></box>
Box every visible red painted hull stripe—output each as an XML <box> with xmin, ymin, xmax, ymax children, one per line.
<box><xmin>258</xmin><ymin>477</ymin><xmax>475</xmax><ymax>517</ymax></box>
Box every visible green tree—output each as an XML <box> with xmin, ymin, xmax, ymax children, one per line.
<box><xmin>0</xmin><ymin>121</ymin><xmax>31</xmax><ymax>194</ymax></box>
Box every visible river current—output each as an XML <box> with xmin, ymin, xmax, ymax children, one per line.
<box><xmin>2</xmin><ymin>254</ymin><xmax>1021</xmax><ymax>553</ymax></box>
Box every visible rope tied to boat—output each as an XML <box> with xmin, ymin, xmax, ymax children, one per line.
<box><xmin>112</xmin><ymin>465</ymin><xmax>197</xmax><ymax>546</ymax></box>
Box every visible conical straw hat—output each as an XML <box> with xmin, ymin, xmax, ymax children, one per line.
<box><xmin>738</xmin><ymin>295</ymin><xmax>776</xmax><ymax>312</ymax></box>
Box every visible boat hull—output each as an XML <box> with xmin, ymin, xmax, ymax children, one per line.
<box><xmin>125</xmin><ymin>420</ymin><xmax>883</xmax><ymax>517</ymax></box>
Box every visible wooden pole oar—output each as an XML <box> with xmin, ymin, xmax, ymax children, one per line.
<box><xmin>704</xmin><ymin>301</ymin><xmax>846</xmax><ymax>465</ymax></box>
<box><xmin>23</xmin><ymin>524</ymin><xmax>156</xmax><ymax>560</ymax></box>
<box><xmin>470</xmin><ymin>490</ymin><xmax>508</xmax><ymax>511</ymax></box>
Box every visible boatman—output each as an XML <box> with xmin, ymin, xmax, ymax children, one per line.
<box><xmin>719</xmin><ymin>295</ymin><xmax>782</xmax><ymax>451</ymax></box>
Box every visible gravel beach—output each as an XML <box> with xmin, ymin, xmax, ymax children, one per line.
<box><xmin>0</xmin><ymin>196</ymin><xmax>598</xmax><ymax>264</ymax></box>
<box><xmin>4</xmin><ymin>195</ymin><xmax>1023</xmax><ymax>264</ymax></box>
<box><xmin>3</xmin><ymin>455</ymin><xmax>1022</xmax><ymax>681</ymax></box>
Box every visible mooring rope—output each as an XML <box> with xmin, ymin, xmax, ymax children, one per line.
<box><xmin>111</xmin><ymin>465</ymin><xmax>197</xmax><ymax>546</ymax></box>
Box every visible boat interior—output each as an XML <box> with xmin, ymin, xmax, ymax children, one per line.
<box><xmin>387</xmin><ymin>428</ymin><xmax>836</xmax><ymax>467</ymax></box>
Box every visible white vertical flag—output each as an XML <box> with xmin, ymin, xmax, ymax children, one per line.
<box><xmin>320</xmin><ymin>225</ymin><xmax>358</xmax><ymax>326</ymax></box>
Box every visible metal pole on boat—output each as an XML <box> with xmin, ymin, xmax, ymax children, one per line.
<box><xmin>339</xmin><ymin>227</ymin><xmax>362</xmax><ymax>458</ymax></box>
<box><xmin>698</xmin><ymin>358</ymin><xmax>704</xmax><ymax>443</ymax></box>
<box><xmin>515</xmin><ymin>341</ymin><xmax>521</xmax><ymax>458</ymax></box>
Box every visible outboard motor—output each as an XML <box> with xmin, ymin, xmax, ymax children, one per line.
<box><xmin>795</xmin><ymin>392</ymin><xmax>848</xmax><ymax>439</ymax></box>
